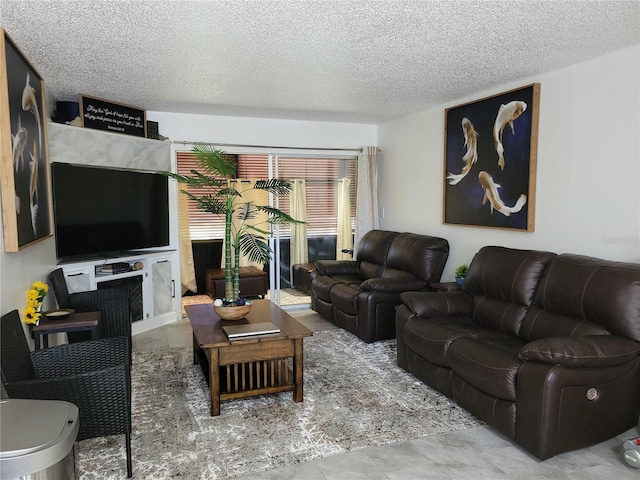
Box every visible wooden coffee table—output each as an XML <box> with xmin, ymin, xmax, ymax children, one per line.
<box><xmin>185</xmin><ymin>300</ymin><xmax>312</xmax><ymax>416</ymax></box>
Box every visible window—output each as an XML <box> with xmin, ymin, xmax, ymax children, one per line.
<box><xmin>176</xmin><ymin>151</ymin><xmax>230</xmax><ymax>240</ymax></box>
<box><xmin>269</xmin><ymin>157</ymin><xmax>356</xmax><ymax>237</ymax></box>
<box><xmin>177</xmin><ymin>151</ymin><xmax>356</xmax><ymax>240</ymax></box>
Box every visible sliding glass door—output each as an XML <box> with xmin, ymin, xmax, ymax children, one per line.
<box><xmin>268</xmin><ymin>154</ymin><xmax>356</xmax><ymax>308</ymax></box>
<box><xmin>177</xmin><ymin>147</ymin><xmax>357</xmax><ymax>308</ymax></box>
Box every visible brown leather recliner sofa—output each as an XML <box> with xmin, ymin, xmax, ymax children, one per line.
<box><xmin>396</xmin><ymin>246</ymin><xmax>640</xmax><ymax>460</ymax></box>
<box><xmin>311</xmin><ymin>230</ymin><xmax>449</xmax><ymax>343</ymax></box>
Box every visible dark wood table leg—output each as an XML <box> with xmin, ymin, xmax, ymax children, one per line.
<box><xmin>90</xmin><ymin>326</ymin><xmax>99</xmax><ymax>340</ymax></box>
<box><xmin>293</xmin><ymin>338</ymin><xmax>303</xmax><ymax>403</ymax></box>
<box><xmin>209</xmin><ymin>347</ymin><xmax>221</xmax><ymax>416</ymax></box>
<box><xmin>193</xmin><ymin>333</ymin><xmax>198</xmax><ymax>365</ymax></box>
<box><xmin>34</xmin><ymin>333</ymin><xmax>42</xmax><ymax>351</ymax></box>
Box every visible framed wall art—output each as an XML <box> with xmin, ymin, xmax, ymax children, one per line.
<box><xmin>80</xmin><ymin>94</ymin><xmax>147</xmax><ymax>138</ymax></box>
<box><xmin>0</xmin><ymin>28</ymin><xmax>52</xmax><ymax>251</ymax></box>
<box><xmin>443</xmin><ymin>83</ymin><xmax>540</xmax><ymax>231</ymax></box>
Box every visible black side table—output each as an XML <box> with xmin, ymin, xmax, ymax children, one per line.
<box><xmin>32</xmin><ymin>311</ymin><xmax>101</xmax><ymax>350</ymax></box>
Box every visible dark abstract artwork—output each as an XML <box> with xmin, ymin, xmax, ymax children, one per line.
<box><xmin>443</xmin><ymin>84</ymin><xmax>540</xmax><ymax>231</ymax></box>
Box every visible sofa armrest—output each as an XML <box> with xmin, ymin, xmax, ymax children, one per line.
<box><xmin>519</xmin><ymin>336</ymin><xmax>640</xmax><ymax>367</ymax></box>
<box><xmin>315</xmin><ymin>260</ymin><xmax>359</xmax><ymax>276</ymax></box>
<box><xmin>400</xmin><ymin>291</ymin><xmax>472</xmax><ymax>317</ymax></box>
<box><xmin>360</xmin><ymin>277</ymin><xmax>428</xmax><ymax>293</ymax></box>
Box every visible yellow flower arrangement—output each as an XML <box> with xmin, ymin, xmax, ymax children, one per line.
<box><xmin>23</xmin><ymin>281</ymin><xmax>48</xmax><ymax>325</ymax></box>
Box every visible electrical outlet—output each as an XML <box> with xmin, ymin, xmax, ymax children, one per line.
<box><xmin>379</xmin><ymin>207</ymin><xmax>385</xmax><ymax>218</ymax></box>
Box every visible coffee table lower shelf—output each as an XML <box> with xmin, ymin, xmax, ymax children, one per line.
<box><xmin>192</xmin><ymin>333</ymin><xmax>304</xmax><ymax>415</ymax></box>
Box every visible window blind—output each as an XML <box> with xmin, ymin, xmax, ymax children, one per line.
<box><xmin>176</xmin><ymin>151</ymin><xmax>229</xmax><ymax>240</ymax></box>
<box><xmin>177</xmin><ymin>152</ymin><xmax>356</xmax><ymax>240</ymax></box>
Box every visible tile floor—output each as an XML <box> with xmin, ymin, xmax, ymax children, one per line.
<box><xmin>132</xmin><ymin>308</ymin><xmax>640</xmax><ymax>480</ymax></box>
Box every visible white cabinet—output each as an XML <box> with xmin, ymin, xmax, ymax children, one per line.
<box><xmin>59</xmin><ymin>250</ymin><xmax>179</xmax><ymax>335</ymax></box>
<box><xmin>62</xmin><ymin>266</ymin><xmax>91</xmax><ymax>293</ymax></box>
<box><xmin>151</xmin><ymin>257</ymin><xmax>174</xmax><ymax>316</ymax></box>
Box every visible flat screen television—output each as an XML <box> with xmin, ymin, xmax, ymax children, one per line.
<box><xmin>51</xmin><ymin>162</ymin><xmax>170</xmax><ymax>261</ymax></box>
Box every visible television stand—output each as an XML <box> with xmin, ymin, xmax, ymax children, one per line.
<box><xmin>57</xmin><ymin>250</ymin><xmax>178</xmax><ymax>335</ymax></box>
<box><xmin>47</xmin><ymin>122</ymin><xmax>180</xmax><ymax>335</ymax></box>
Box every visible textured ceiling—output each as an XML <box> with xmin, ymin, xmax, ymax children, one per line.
<box><xmin>1</xmin><ymin>0</ymin><xmax>639</xmax><ymax>124</ymax></box>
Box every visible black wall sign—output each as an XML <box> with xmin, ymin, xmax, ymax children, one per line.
<box><xmin>80</xmin><ymin>95</ymin><xmax>147</xmax><ymax>138</ymax></box>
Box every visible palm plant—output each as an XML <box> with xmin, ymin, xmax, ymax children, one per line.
<box><xmin>164</xmin><ymin>144</ymin><xmax>303</xmax><ymax>304</ymax></box>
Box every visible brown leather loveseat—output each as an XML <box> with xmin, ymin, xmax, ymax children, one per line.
<box><xmin>311</xmin><ymin>230</ymin><xmax>449</xmax><ymax>343</ymax></box>
<box><xmin>396</xmin><ymin>246</ymin><xmax>640</xmax><ymax>460</ymax></box>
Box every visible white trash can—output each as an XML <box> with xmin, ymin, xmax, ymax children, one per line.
<box><xmin>0</xmin><ymin>399</ymin><xmax>79</xmax><ymax>479</ymax></box>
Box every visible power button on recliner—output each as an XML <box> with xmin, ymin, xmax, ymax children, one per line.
<box><xmin>586</xmin><ymin>387</ymin><xmax>598</xmax><ymax>401</ymax></box>
<box><xmin>623</xmin><ymin>438</ymin><xmax>640</xmax><ymax>468</ymax></box>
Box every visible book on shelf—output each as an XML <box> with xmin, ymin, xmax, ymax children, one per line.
<box><xmin>96</xmin><ymin>262</ymin><xmax>131</xmax><ymax>275</ymax></box>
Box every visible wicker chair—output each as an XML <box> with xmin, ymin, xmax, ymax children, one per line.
<box><xmin>49</xmin><ymin>268</ymin><xmax>132</xmax><ymax>364</ymax></box>
<box><xmin>1</xmin><ymin>309</ymin><xmax>132</xmax><ymax>477</ymax></box>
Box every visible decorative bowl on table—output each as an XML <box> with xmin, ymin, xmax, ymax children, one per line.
<box><xmin>214</xmin><ymin>303</ymin><xmax>252</xmax><ymax>321</ymax></box>
<box><xmin>42</xmin><ymin>309</ymin><xmax>75</xmax><ymax>319</ymax></box>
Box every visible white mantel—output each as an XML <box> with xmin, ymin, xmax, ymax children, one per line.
<box><xmin>47</xmin><ymin>122</ymin><xmax>171</xmax><ymax>171</ymax></box>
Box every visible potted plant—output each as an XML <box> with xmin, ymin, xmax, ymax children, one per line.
<box><xmin>454</xmin><ymin>264</ymin><xmax>469</xmax><ymax>286</ymax></box>
<box><xmin>164</xmin><ymin>144</ymin><xmax>303</xmax><ymax>319</ymax></box>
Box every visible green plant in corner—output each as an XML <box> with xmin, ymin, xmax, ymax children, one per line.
<box><xmin>163</xmin><ymin>144</ymin><xmax>304</xmax><ymax>305</ymax></box>
<box><xmin>454</xmin><ymin>264</ymin><xmax>469</xmax><ymax>285</ymax></box>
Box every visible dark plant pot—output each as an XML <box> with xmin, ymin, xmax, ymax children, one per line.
<box><xmin>455</xmin><ymin>277</ymin><xmax>464</xmax><ymax>286</ymax></box>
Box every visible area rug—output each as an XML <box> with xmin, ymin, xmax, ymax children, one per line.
<box><xmin>77</xmin><ymin>329</ymin><xmax>482</xmax><ymax>478</ymax></box>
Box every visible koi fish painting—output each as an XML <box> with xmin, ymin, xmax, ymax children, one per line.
<box><xmin>493</xmin><ymin>101</ymin><xmax>527</xmax><ymax>171</ymax></box>
<box><xmin>446</xmin><ymin>118</ymin><xmax>479</xmax><ymax>186</ymax></box>
<box><xmin>478</xmin><ymin>171</ymin><xmax>527</xmax><ymax>216</ymax></box>
<box><xmin>443</xmin><ymin>84</ymin><xmax>540</xmax><ymax>231</ymax></box>
<box><xmin>1</xmin><ymin>28</ymin><xmax>52</xmax><ymax>251</ymax></box>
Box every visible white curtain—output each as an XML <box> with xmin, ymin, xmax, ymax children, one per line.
<box><xmin>178</xmin><ymin>190</ymin><xmax>197</xmax><ymax>294</ymax></box>
<box><xmin>354</xmin><ymin>146</ymin><xmax>379</xmax><ymax>256</ymax></box>
<box><xmin>222</xmin><ymin>180</ymin><xmax>268</xmax><ymax>269</ymax></box>
<box><xmin>336</xmin><ymin>177</ymin><xmax>352</xmax><ymax>260</ymax></box>
<box><xmin>289</xmin><ymin>179</ymin><xmax>308</xmax><ymax>266</ymax></box>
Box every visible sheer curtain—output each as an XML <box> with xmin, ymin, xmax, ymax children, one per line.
<box><xmin>178</xmin><ymin>190</ymin><xmax>197</xmax><ymax>294</ymax></box>
<box><xmin>336</xmin><ymin>177</ymin><xmax>353</xmax><ymax>260</ymax></box>
<box><xmin>289</xmin><ymin>179</ymin><xmax>308</xmax><ymax>266</ymax></box>
<box><xmin>354</xmin><ymin>146</ymin><xmax>379</xmax><ymax>256</ymax></box>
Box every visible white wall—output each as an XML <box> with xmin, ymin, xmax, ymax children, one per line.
<box><xmin>377</xmin><ymin>45</ymin><xmax>640</xmax><ymax>281</ymax></box>
<box><xmin>146</xmin><ymin>112</ymin><xmax>376</xmax><ymax>149</ymax></box>
<box><xmin>0</xmin><ymin>238</ymin><xmax>58</xmax><ymax>316</ymax></box>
